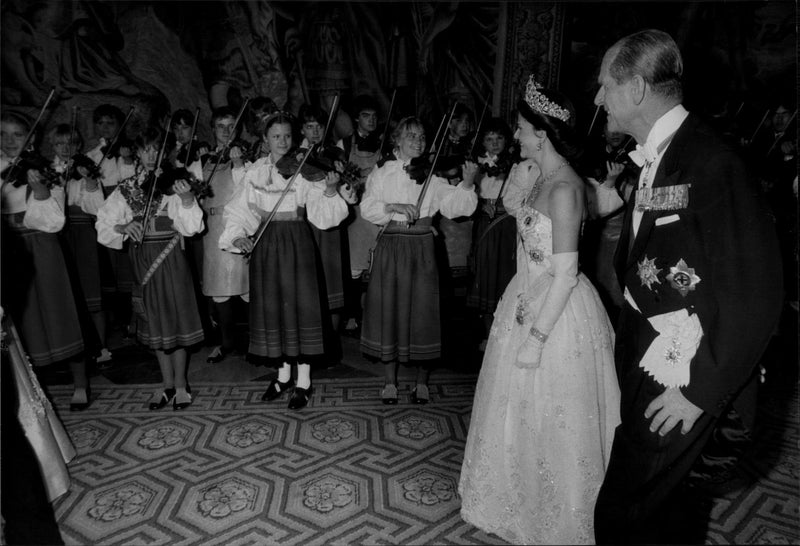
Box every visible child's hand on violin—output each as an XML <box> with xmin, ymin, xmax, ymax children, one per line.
<box><xmin>172</xmin><ymin>179</ymin><xmax>195</xmax><ymax>206</ymax></box>
<box><xmin>461</xmin><ymin>160</ymin><xmax>478</xmax><ymax>188</ymax></box>
<box><xmin>229</xmin><ymin>145</ymin><xmax>244</xmax><ymax>168</ymax></box>
<box><xmin>233</xmin><ymin>237</ymin><xmax>254</xmax><ymax>254</ymax></box>
<box><xmin>118</xmin><ymin>220</ymin><xmax>143</xmax><ymax>242</ymax></box>
<box><xmin>324</xmin><ymin>171</ymin><xmax>340</xmax><ymax>194</ymax></box>
<box><xmin>27</xmin><ymin>169</ymin><xmax>51</xmax><ymax>200</ymax></box>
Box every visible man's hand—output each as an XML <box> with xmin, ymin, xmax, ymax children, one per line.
<box><xmin>644</xmin><ymin>387</ymin><xmax>703</xmax><ymax>436</ymax></box>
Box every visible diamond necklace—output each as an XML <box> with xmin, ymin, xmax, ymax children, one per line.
<box><xmin>527</xmin><ymin>160</ymin><xmax>569</xmax><ymax>205</ymax></box>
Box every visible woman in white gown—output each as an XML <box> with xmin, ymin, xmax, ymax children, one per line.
<box><xmin>459</xmin><ymin>77</ymin><xmax>621</xmax><ymax>544</ymax></box>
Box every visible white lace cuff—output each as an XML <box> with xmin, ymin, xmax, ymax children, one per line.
<box><xmin>640</xmin><ymin>309</ymin><xmax>703</xmax><ymax>388</ymax></box>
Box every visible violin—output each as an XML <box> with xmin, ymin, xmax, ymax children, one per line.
<box><xmin>1</xmin><ymin>150</ymin><xmax>63</xmax><ymax>188</ymax></box>
<box><xmin>140</xmin><ymin>163</ymin><xmax>213</xmax><ymax>200</ymax></box>
<box><xmin>171</xmin><ymin>138</ymin><xmax>213</xmax><ymax>166</ymax></box>
<box><xmin>201</xmin><ymin>138</ymin><xmax>252</xmax><ymax>166</ymax></box>
<box><xmin>402</xmin><ymin>154</ymin><xmax>458</xmax><ymax>184</ymax></box>
<box><xmin>276</xmin><ymin>144</ymin><xmax>360</xmax><ymax>189</ymax></box>
<box><xmin>69</xmin><ymin>153</ymin><xmax>103</xmax><ymax>182</ymax></box>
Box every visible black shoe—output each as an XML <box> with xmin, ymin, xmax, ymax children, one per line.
<box><xmin>381</xmin><ymin>384</ymin><xmax>398</xmax><ymax>405</ymax></box>
<box><xmin>288</xmin><ymin>387</ymin><xmax>311</xmax><ymax>410</ymax></box>
<box><xmin>69</xmin><ymin>388</ymin><xmax>91</xmax><ymax>412</ymax></box>
<box><xmin>206</xmin><ymin>346</ymin><xmax>230</xmax><ymax>364</ymax></box>
<box><xmin>410</xmin><ymin>385</ymin><xmax>429</xmax><ymax>405</ymax></box>
<box><xmin>261</xmin><ymin>379</ymin><xmax>294</xmax><ymax>402</ymax></box>
<box><xmin>149</xmin><ymin>388</ymin><xmax>176</xmax><ymax>410</ymax></box>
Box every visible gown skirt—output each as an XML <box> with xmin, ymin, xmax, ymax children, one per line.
<box><xmin>459</xmin><ymin>210</ymin><xmax>621</xmax><ymax>544</ymax></box>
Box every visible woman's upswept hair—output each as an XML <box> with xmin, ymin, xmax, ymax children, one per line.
<box><xmin>517</xmin><ymin>88</ymin><xmax>581</xmax><ymax>162</ymax></box>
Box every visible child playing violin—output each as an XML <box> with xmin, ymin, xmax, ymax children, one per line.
<box><xmin>87</xmin><ymin>104</ymin><xmax>137</xmax><ymax>336</ymax></box>
<box><xmin>200</xmin><ymin>107</ymin><xmax>250</xmax><ymax>364</ymax></box>
<box><xmin>360</xmin><ymin>116</ymin><xmax>478</xmax><ymax>404</ymax></box>
<box><xmin>341</xmin><ymin>95</ymin><xmax>383</xmax><ymax>335</ymax></box>
<box><xmin>1</xmin><ymin>111</ymin><xmax>90</xmax><ymax>410</ymax></box>
<box><xmin>96</xmin><ymin>126</ymin><xmax>205</xmax><ymax>411</ymax></box>
<box><xmin>465</xmin><ymin>117</ymin><xmax>518</xmax><ymax>351</ymax></box>
<box><xmin>298</xmin><ymin>103</ymin><xmax>355</xmax><ymax>350</ymax></box>
<box><xmin>219</xmin><ymin>112</ymin><xmax>349</xmax><ymax>410</ymax></box>
<box><xmin>49</xmin><ymin>124</ymin><xmax>113</xmax><ymax>365</ymax></box>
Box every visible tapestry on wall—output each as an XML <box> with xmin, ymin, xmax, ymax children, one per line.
<box><xmin>496</xmin><ymin>2</ymin><xmax>566</xmax><ymax>122</ymax></box>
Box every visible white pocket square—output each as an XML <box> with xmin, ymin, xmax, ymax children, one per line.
<box><xmin>655</xmin><ymin>214</ymin><xmax>680</xmax><ymax>226</ymax></box>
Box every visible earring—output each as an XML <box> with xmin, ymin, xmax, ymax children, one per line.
<box><xmin>536</xmin><ymin>140</ymin><xmax>543</xmax><ymax>151</ymax></box>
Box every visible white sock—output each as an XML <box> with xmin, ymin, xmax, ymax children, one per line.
<box><xmin>277</xmin><ymin>363</ymin><xmax>292</xmax><ymax>383</ymax></box>
<box><xmin>296</xmin><ymin>363</ymin><xmax>311</xmax><ymax>390</ymax></box>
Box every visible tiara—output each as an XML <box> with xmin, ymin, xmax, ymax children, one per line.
<box><xmin>524</xmin><ymin>76</ymin><xmax>570</xmax><ymax>123</ymax></box>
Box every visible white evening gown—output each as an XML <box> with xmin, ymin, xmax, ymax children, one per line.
<box><xmin>459</xmin><ymin>201</ymin><xmax>621</xmax><ymax>544</ymax></box>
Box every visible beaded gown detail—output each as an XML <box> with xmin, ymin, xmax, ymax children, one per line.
<box><xmin>459</xmin><ymin>197</ymin><xmax>621</xmax><ymax>544</ymax></box>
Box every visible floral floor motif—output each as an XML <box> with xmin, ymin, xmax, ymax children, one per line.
<box><xmin>49</xmin><ymin>375</ymin><xmax>799</xmax><ymax>545</ymax></box>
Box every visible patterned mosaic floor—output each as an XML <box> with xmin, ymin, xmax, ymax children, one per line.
<box><xmin>50</xmin><ymin>374</ymin><xmax>799</xmax><ymax>545</ymax></box>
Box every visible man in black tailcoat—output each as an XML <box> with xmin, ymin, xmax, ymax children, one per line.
<box><xmin>592</xmin><ymin>29</ymin><xmax>783</xmax><ymax>544</ymax></box>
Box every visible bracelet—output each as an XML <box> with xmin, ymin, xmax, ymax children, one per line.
<box><xmin>529</xmin><ymin>326</ymin><xmax>548</xmax><ymax>343</ymax></box>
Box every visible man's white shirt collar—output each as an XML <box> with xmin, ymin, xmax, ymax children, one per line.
<box><xmin>629</xmin><ymin>104</ymin><xmax>689</xmax><ymax>167</ymax></box>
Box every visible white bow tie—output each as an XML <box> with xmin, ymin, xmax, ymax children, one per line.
<box><xmin>628</xmin><ymin>142</ymin><xmax>658</xmax><ymax>167</ymax></box>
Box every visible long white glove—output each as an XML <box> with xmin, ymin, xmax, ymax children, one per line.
<box><xmin>515</xmin><ymin>251</ymin><xmax>579</xmax><ymax>369</ymax></box>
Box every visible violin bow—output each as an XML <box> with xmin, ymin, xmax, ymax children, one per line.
<box><xmin>183</xmin><ymin>107</ymin><xmax>202</xmax><ymax>167</ymax></box>
<box><xmin>247</xmin><ymin>144</ymin><xmax>318</xmax><ymax>257</ymax></box>
<box><xmin>428</xmin><ymin>104</ymin><xmax>452</xmax><ymax>155</ymax></box>
<box><xmin>4</xmin><ymin>87</ymin><xmax>56</xmax><ymax>184</ymax></box>
<box><xmin>64</xmin><ymin>106</ymin><xmax>79</xmax><ymax>188</ymax></box>
<box><xmin>469</xmin><ymin>93</ymin><xmax>491</xmax><ymax>158</ymax></box>
<box><xmin>414</xmin><ymin>102</ymin><xmax>459</xmax><ymax>218</ymax></box>
<box><xmin>321</xmin><ymin>93</ymin><xmax>341</xmax><ymax>147</ymax></box>
<box><xmin>137</xmin><ymin>121</ymin><xmax>172</xmax><ymax>248</ymax></box>
<box><xmin>379</xmin><ymin>88</ymin><xmax>397</xmax><ymax>155</ymax></box>
<box><xmin>204</xmin><ymin>97</ymin><xmax>251</xmax><ymax>190</ymax></box>
<box><xmin>587</xmin><ymin>104</ymin><xmax>601</xmax><ymax>137</ymax></box>
<box><xmin>97</xmin><ymin>105</ymin><xmax>136</xmax><ymax>167</ymax></box>
<box><xmin>747</xmin><ymin>109</ymin><xmax>770</xmax><ymax>146</ymax></box>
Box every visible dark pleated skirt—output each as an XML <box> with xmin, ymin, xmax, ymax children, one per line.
<box><xmin>63</xmin><ymin>210</ymin><xmax>102</xmax><ymax>313</ymax></box>
<box><xmin>310</xmin><ymin>223</ymin><xmax>347</xmax><ymax>310</ymax></box>
<box><xmin>249</xmin><ymin>220</ymin><xmax>329</xmax><ymax>366</ymax></box>
<box><xmin>2</xmin><ymin>215</ymin><xmax>84</xmax><ymax>365</ymax></box>
<box><xmin>360</xmin><ymin>223</ymin><xmax>441</xmax><ymax>362</ymax></box>
<box><xmin>466</xmin><ymin>212</ymin><xmax>517</xmax><ymax>314</ymax></box>
<box><xmin>128</xmin><ymin>232</ymin><xmax>204</xmax><ymax>350</ymax></box>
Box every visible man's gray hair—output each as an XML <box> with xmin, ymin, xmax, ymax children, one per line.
<box><xmin>609</xmin><ymin>29</ymin><xmax>683</xmax><ymax>101</ymax></box>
